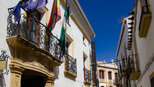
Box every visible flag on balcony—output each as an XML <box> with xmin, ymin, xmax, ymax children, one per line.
<box><xmin>12</xmin><ymin>2</ymin><xmax>21</xmax><ymax>21</ymax></box>
<box><xmin>21</xmin><ymin>0</ymin><xmax>48</xmax><ymax>9</ymax></box>
<box><xmin>60</xmin><ymin>20</ymin><xmax>66</xmax><ymax>55</ymax></box>
<box><xmin>12</xmin><ymin>0</ymin><xmax>48</xmax><ymax>21</ymax></box>
<box><xmin>64</xmin><ymin>4</ymin><xmax>70</xmax><ymax>23</ymax></box>
<box><xmin>60</xmin><ymin>0</ymin><xmax>69</xmax><ymax>55</ymax></box>
<box><xmin>47</xmin><ymin>0</ymin><xmax>61</xmax><ymax>31</ymax></box>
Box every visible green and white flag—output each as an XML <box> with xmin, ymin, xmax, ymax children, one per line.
<box><xmin>60</xmin><ymin>19</ymin><xmax>66</xmax><ymax>55</ymax></box>
<box><xmin>60</xmin><ymin>0</ymin><xmax>68</xmax><ymax>55</ymax></box>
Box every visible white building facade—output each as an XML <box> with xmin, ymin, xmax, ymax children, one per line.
<box><xmin>116</xmin><ymin>0</ymin><xmax>154</xmax><ymax>87</ymax></box>
<box><xmin>97</xmin><ymin>60</ymin><xmax>119</xmax><ymax>87</ymax></box>
<box><xmin>116</xmin><ymin>16</ymin><xmax>133</xmax><ymax>87</ymax></box>
<box><xmin>0</xmin><ymin>0</ymin><xmax>95</xmax><ymax>87</ymax></box>
<box><xmin>132</xmin><ymin>0</ymin><xmax>154</xmax><ymax>87</ymax></box>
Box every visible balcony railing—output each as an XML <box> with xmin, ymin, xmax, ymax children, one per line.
<box><xmin>65</xmin><ymin>53</ymin><xmax>77</xmax><ymax>75</ymax></box>
<box><xmin>7</xmin><ymin>8</ymin><xmax>63</xmax><ymax>61</ymax></box>
<box><xmin>84</xmin><ymin>68</ymin><xmax>91</xmax><ymax>83</ymax></box>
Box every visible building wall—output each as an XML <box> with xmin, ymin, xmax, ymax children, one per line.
<box><xmin>0</xmin><ymin>0</ymin><xmax>19</xmax><ymax>87</ymax></box>
<box><xmin>54</xmin><ymin>2</ymin><xmax>92</xmax><ymax>87</ymax></box>
<box><xmin>116</xmin><ymin>16</ymin><xmax>132</xmax><ymax>87</ymax></box>
<box><xmin>0</xmin><ymin>0</ymin><xmax>94</xmax><ymax>87</ymax></box>
<box><xmin>97</xmin><ymin>61</ymin><xmax>118</xmax><ymax>87</ymax></box>
<box><xmin>135</xmin><ymin>0</ymin><xmax>154</xmax><ymax>87</ymax></box>
<box><xmin>117</xmin><ymin>0</ymin><xmax>154</xmax><ymax>87</ymax></box>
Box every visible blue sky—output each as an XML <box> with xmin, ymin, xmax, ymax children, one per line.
<box><xmin>78</xmin><ymin>0</ymin><xmax>134</xmax><ymax>62</ymax></box>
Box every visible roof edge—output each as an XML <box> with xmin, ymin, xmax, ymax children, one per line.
<box><xmin>73</xmin><ymin>0</ymin><xmax>96</xmax><ymax>37</ymax></box>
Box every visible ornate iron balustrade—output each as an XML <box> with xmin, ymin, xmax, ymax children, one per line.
<box><xmin>7</xmin><ymin>8</ymin><xmax>63</xmax><ymax>61</ymax></box>
<box><xmin>65</xmin><ymin>54</ymin><xmax>77</xmax><ymax>75</ymax></box>
<box><xmin>84</xmin><ymin>68</ymin><xmax>91</xmax><ymax>83</ymax></box>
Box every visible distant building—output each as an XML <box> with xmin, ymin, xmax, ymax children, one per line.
<box><xmin>116</xmin><ymin>16</ymin><xmax>133</xmax><ymax>87</ymax></box>
<box><xmin>97</xmin><ymin>60</ymin><xmax>119</xmax><ymax>87</ymax></box>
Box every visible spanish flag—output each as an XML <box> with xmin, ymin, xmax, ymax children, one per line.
<box><xmin>47</xmin><ymin>0</ymin><xmax>61</xmax><ymax>31</ymax></box>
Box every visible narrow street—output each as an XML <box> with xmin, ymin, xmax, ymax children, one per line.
<box><xmin>0</xmin><ymin>0</ymin><xmax>153</xmax><ymax>87</ymax></box>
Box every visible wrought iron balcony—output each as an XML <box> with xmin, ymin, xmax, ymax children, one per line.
<box><xmin>139</xmin><ymin>5</ymin><xmax>152</xmax><ymax>37</ymax></box>
<box><xmin>84</xmin><ymin>68</ymin><xmax>91</xmax><ymax>84</ymax></box>
<box><xmin>64</xmin><ymin>53</ymin><xmax>77</xmax><ymax>77</ymax></box>
<box><xmin>7</xmin><ymin>8</ymin><xmax>63</xmax><ymax>62</ymax></box>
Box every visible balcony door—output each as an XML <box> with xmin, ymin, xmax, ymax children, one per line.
<box><xmin>26</xmin><ymin>10</ymin><xmax>41</xmax><ymax>46</ymax></box>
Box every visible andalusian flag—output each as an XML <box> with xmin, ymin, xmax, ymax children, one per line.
<box><xmin>60</xmin><ymin>20</ymin><xmax>66</xmax><ymax>55</ymax></box>
<box><xmin>47</xmin><ymin>0</ymin><xmax>61</xmax><ymax>31</ymax></box>
<box><xmin>60</xmin><ymin>0</ymin><xmax>69</xmax><ymax>55</ymax></box>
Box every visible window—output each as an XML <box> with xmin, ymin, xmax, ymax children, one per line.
<box><xmin>140</xmin><ymin>0</ymin><xmax>150</xmax><ymax>13</ymax></box>
<box><xmin>66</xmin><ymin>35</ymin><xmax>73</xmax><ymax>56</ymax></box>
<box><xmin>65</xmin><ymin>35</ymin><xmax>73</xmax><ymax>69</ymax></box>
<box><xmin>83</xmin><ymin>53</ymin><xmax>88</xmax><ymax>69</ymax></box>
<box><xmin>66</xmin><ymin>41</ymin><xmax>71</xmax><ymax>54</ymax></box>
<box><xmin>150</xmin><ymin>73</ymin><xmax>154</xmax><ymax>87</ymax></box>
<box><xmin>115</xmin><ymin>73</ymin><xmax>118</xmax><ymax>83</ymax></box>
<box><xmin>26</xmin><ymin>10</ymin><xmax>42</xmax><ymax>45</ymax></box>
<box><xmin>83</xmin><ymin>36</ymin><xmax>86</xmax><ymax>46</ymax></box>
<box><xmin>101</xmin><ymin>70</ymin><xmax>104</xmax><ymax>79</ymax></box>
<box><xmin>108</xmin><ymin>71</ymin><xmax>112</xmax><ymax>80</ymax></box>
<box><xmin>139</xmin><ymin>0</ymin><xmax>152</xmax><ymax>37</ymax></box>
<box><xmin>99</xmin><ymin>70</ymin><xmax>104</xmax><ymax>79</ymax></box>
<box><xmin>99</xmin><ymin>70</ymin><xmax>101</xmax><ymax>79</ymax></box>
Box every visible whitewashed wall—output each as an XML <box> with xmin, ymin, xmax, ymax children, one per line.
<box><xmin>0</xmin><ymin>0</ymin><xmax>20</xmax><ymax>87</ymax></box>
<box><xmin>116</xmin><ymin>17</ymin><xmax>132</xmax><ymax>87</ymax></box>
<box><xmin>53</xmin><ymin>2</ymin><xmax>92</xmax><ymax>87</ymax></box>
<box><xmin>135</xmin><ymin>0</ymin><xmax>154</xmax><ymax>87</ymax></box>
<box><xmin>0</xmin><ymin>0</ymin><xmax>92</xmax><ymax>87</ymax></box>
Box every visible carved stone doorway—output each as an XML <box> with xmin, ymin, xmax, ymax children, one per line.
<box><xmin>21</xmin><ymin>70</ymin><xmax>45</xmax><ymax>87</ymax></box>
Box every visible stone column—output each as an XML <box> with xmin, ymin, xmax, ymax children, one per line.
<box><xmin>45</xmin><ymin>77</ymin><xmax>55</xmax><ymax>87</ymax></box>
<box><xmin>9</xmin><ymin>64</ymin><xmax>24</xmax><ymax>87</ymax></box>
